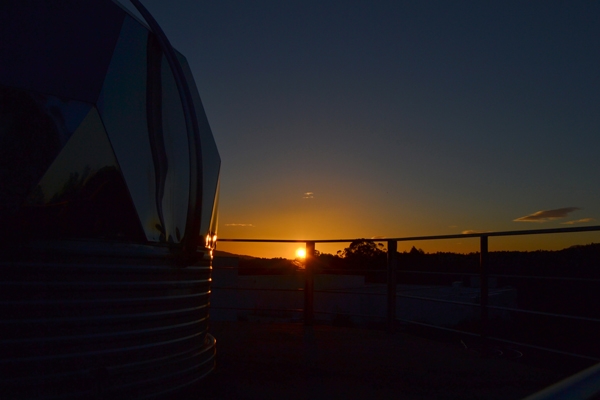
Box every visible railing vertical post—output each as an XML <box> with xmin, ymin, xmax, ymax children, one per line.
<box><xmin>387</xmin><ymin>240</ymin><xmax>398</xmax><ymax>332</ymax></box>
<box><xmin>480</xmin><ymin>235</ymin><xmax>489</xmax><ymax>350</ymax></box>
<box><xmin>304</xmin><ymin>241</ymin><xmax>315</xmax><ymax>326</ymax></box>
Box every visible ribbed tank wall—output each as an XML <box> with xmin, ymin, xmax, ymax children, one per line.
<box><xmin>0</xmin><ymin>244</ymin><xmax>215</xmax><ymax>399</ymax></box>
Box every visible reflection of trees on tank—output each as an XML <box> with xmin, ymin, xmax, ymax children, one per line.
<box><xmin>0</xmin><ymin>85</ymin><xmax>61</xmax><ymax>210</ymax></box>
<box><xmin>20</xmin><ymin>166</ymin><xmax>145</xmax><ymax>241</ymax></box>
<box><xmin>45</xmin><ymin>166</ymin><xmax>92</xmax><ymax>204</ymax></box>
<box><xmin>27</xmin><ymin>185</ymin><xmax>45</xmax><ymax>206</ymax></box>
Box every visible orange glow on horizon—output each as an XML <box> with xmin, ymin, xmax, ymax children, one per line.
<box><xmin>215</xmin><ymin>229</ymin><xmax>600</xmax><ymax>259</ymax></box>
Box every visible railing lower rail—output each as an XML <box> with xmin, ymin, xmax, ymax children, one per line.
<box><xmin>217</xmin><ymin>226</ymin><xmax>600</xmax><ymax>397</ymax></box>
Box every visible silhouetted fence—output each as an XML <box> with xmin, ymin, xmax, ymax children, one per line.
<box><xmin>218</xmin><ymin>226</ymin><xmax>600</xmax><ymax>361</ymax></box>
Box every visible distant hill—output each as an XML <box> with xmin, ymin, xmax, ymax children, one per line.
<box><xmin>213</xmin><ymin>249</ymin><xmax>255</xmax><ymax>260</ymax></box>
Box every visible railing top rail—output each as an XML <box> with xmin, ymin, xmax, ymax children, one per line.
<box><xmin>219</xmin><ymin>225</ymin><xmax>600</xmax><ymax>243</ymax></box>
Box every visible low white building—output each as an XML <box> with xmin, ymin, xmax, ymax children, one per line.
<box><xmin>211</xmin><ymin>257</ymin><xmax>517</xmax><ymax>327</ymax></box>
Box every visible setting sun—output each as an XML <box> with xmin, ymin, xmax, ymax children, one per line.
<box><xmin>295</xmin><ymin>248</ymin><xmax>306</xmax><ymax>259</ymax></box>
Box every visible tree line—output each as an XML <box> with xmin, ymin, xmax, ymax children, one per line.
<box><xmin>238</xmin><ymin>239</ymin><xmax>600</xmax><ymax>280</ymax></box>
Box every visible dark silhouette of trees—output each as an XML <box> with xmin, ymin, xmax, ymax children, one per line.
<box><xmin>238</xmin><ymin>257</ymin><xmax>297</xmax><ymax>275</ymax></box>
<box><xmin>338</xmin><ymin>239</ymin><xmax>386</xmax><ymax>259</ymax></box>
<box><xmin>336</xmin><ymin>239</ymin><xmax>387</xmax><ymax>277</ymax></box>
<box><xmin>408</xmin><ymin>246</ymin><xmax>424</xmax><ymax>255</ymax></box>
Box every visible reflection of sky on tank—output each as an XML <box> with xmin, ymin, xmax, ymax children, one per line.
<box><xmin>40</xmin><ymin>96</ymin><xmax>91</xmax><ymax>148</ymax></box>
<box><xmin>160</xmin><ymin>56</ymin><xmax>190</xmax><ymax>243</ymax></box>
<box><xmin>178</xmin><ymin>53</ymin><xmax>221</xmax><ymax>238</ymax></box>
<box><xmin>32</xmin><ymin>108</ymin><xmax>118</xmax><ymax>204</ymax></box>
<box><xmin>98</xmin><ymin>15</ymin><xmax>162</xmax><ymax>242</ymax></box>
<box><xmin>92</xmin><ymin>14</ymin><xmax>221</xmax><ymax>243</ymax></box>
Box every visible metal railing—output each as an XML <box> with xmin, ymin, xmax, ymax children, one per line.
<box><xmin>217</xmin><ymin>225</ymin><xmax>600</xmax><ymax>397</ymax></box>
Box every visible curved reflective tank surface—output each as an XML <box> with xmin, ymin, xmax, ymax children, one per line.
<box><xmin>0</xmin><ymin>1</ymin><xmax>220</xmax><ymax>398</ymax></box>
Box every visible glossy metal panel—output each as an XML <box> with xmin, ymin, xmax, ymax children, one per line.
<box><xmin>161</xmin><ymin>57</ymin><xmax>190</xmax><ymax>243</ymax></box>
<box><xmin>40</xmin><ymin>94</ymin><xmax>91</xmax><ymax>148</ymax></box>
<box><xmin>98</xmin><ymin>15</ymin><xmax>162</xmax><ymax>242</ymax></box>
<box><xmin>177</xmin><ymin>54</ymin><xmax>221</xmax><ymax>239</ymax></box>
<box><xmin>30</xmin><ymin>108</ymin><xmax>119</xmax><ymax>205</ymax></box>
<box><xmin>0</xmin><ymin>1</ymin><xmax>124</xmax><ymax>103</ymax></box>
<box><xmin>25</xmin><ymin>107</ymin><xmax>145</xmax><ymax>240</ymax></box>
<box><xmin>0</xmin><ymin>86</ymin><xmax>89</xmax><ymax>229</ymax></box>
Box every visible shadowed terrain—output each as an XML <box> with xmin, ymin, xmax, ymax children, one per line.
<box><xmin>194</xmin><ymin>321</ymin><xmax>566</xmax><ymax>400</ymax></box>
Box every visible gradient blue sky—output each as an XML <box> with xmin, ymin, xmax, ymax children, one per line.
<box><xmin>126</xmin><ymin>1</ymin><xmax>600</xmax><ymax>257</ymax></box>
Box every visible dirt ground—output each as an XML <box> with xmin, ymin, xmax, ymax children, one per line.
<box><xmin>191</xmin><ymin>321</ymin><xmax>566</xmax><ymax>400</ymax></box>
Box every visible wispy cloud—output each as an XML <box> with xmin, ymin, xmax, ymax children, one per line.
<box><xmin>514</xmin><ymin>207</ymin><xmax>580</xmax><ymax>223</ymax></box>
<box><xmin>224</xmin><ymin>223</ymin><xmax>255</xmax><ymax>227</ymax></box>
<box><xmin>561</xmin><ymin>218</ymin><xmax>594</xmax><ymax>225</ymax></box>
<box><xmin>303</xmin><ymin>192</ymin><xmax>314</xmax><ymax>199</ymax></box>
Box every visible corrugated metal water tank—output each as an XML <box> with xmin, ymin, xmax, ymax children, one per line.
<box><xmin>0</xmin><ymin>244</ymin><xmax>215</xmax><ymax>398</ymax></box>
<box><xmin>0</xmin><ymin>0</ymin><xmax>220</xmax><ymax>397</ymax></box>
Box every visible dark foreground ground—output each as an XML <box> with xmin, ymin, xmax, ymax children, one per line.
<box><xmin>191</xmin><ymin>321</ymin><xmax>570</xmax><ymax>400</ymax></box>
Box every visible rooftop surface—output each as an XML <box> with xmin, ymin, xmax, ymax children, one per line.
<box><xmin>195</xmin><ymin>321</ymin><xmax>569</xmax><ymax>400</ymax></box>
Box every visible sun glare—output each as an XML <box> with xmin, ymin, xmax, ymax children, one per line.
<box><xmin>295</xmin><ymin>248</ymin><xmax>306</xmax><ymax>259</ymax></box>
